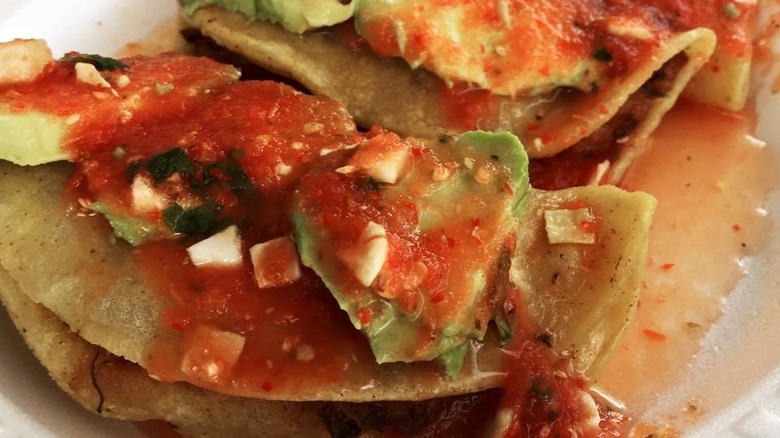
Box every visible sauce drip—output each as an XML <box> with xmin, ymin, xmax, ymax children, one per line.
<box><xmin>29</xmin><ymin>50</ymin><xmax>624</xmax><ymax>434</ymax></box>
<box><xmin>11</xmin><ymin>11</ymin><xmax>769</xmax><ymax>436</ymax></box>
<box><xmin>601</xmin><ymin>100</ymin><xmax>775</xmax><ymax>417</ymax></box>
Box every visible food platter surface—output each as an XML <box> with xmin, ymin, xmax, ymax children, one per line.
<box><xmin>0</xmin><ymin>0</ymin><xmax>779</xmax><ymax>437</ymax></box>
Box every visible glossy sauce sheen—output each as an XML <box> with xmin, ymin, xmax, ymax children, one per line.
<box><xmin>109</xmin><ymin>80</ymin><xmax>385</xmax><ymax>390</ymax></box>
<box><xmin>603</xmin><ymin>100</ymin><xmax>775</xmax><ymax>416</ymax></box>
<box><xmin>293</xmin><ymin>130</ymin><xmax>521</xmax><ymax>361</ymax></box>
<box><xmin>359</xmin><ymin>1</ymin><xmax>755</xmax><ymax>80</ymax></box>
<box><xmin>9</xmin><ymin>51</ymin><xmax>623</xmax><ymax>436</ymax></box>
<box><xmin>127</xmin><ymin>100</ymin><xmax>773</xmax><ymax>438</ymax></box>
<box><xmin>359</xmin><ymin>0</ymin><xmax>658</xmax><ymax>94</ymax></box>
<box><xmin>9</xmin><ymin>55</ymin><xmax>403</xmax><ymax>392</ymax></box>
<box><xmin>402</xmin><ymin>0</ymin><xmax>758</xmax><ymax>161</ymax></box>
<box><xmin>13</xmin><ymin>3</ymin><xmax>767</xmax><ymax>435</ymax></box>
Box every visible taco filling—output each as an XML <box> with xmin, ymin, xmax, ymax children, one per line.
<box><xmin>179</xmin><ymin>0</ymin><xmax>754</xmax><ymax>188</ymax></box>
<box><xmin>0</xmin><ymin>39</ymin><xmax>657</xmax><ymax>436</ymax></box>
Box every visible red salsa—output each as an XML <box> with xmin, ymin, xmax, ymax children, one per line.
<box><xmin>7</xmin><ymin>52</ymin><xmax>630</xmax><ymax>436</ymax></box>
<box><xmin>351</xmin><ymin>0</ymin><xmax>755</xmax><ymax>190</ymax></box>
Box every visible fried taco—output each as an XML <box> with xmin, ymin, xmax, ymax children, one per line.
<box><xmin>178</xmin><ymin>1</ymin><xmax>755</xmax><ymax>187</ymax></box>
<box><xmin>0</xmin><ymin>38</ymin><xmax>656</xmax><ymax>436</ymax></box>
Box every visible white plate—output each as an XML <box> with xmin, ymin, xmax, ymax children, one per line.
<box><xmin>0</xmin><ymin>2</ymin><xmax>174</xmax><ymax>437</ymax></box>
<box><xmin>0</xmin><ymin>1</ymin><xmax>778</xmax><ymax>437</ymax></box>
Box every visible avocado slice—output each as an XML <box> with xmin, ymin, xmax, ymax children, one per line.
<box><xmin>0</xmin><ymin>109</ymin><xmax>69</xmax><ymax>165</ymax></box>
<box><xmin>354</xmin><ymin>0</ymin><xmax>604</xmax><ymax>96</ymax></box>
<box><xmin>0</xmin><ymin>52</ymin><xmax>240</xmax><ymax>168</ymax></box>
<box><xmin>293</xmin><ymin>130</ymin><xmax>529</xmax><ymax>370</ymax></box>
<box><xmin>90</xmin><ymin>202</ymin><xmax>164</xmax><ymax>246</ymax></box>
<box><xmin>181</xmin><ymin>0</ymin><xmax>356</xmax><ymax>34</ymax></box>
<box><xmin>0</xmin><ymin>51</ymin><xmax>241</xmax><ymax>243</ymax></box>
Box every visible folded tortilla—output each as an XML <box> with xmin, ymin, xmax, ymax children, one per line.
<box><xmin>0</xmin><ymin>161</ymin><xmax>654</xmax><ymax>401</ymax></box>
<box><xmin>0</xmin><ymin>266</ymin><xmax>494</xmax><ymax>438</ymax></box>
<box><xmin>183</xmin><ymin>5</ymin><xmax>716</xmax><ymax>184</ymax></box>
<box><xmin>0</xmin><ymin>267</ymin><xmax>331</xmax><ymax>438</ymax></box>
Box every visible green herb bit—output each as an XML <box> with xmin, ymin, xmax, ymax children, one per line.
<box><xmin>723</xmin><ymin>2</ymin><xmax>741</xmax><ymax>19</ymax></box>
<box><xmin>193</xmin><ymin>160</ymin><xmax>254</xmax><ymax>192</ymax></box>
<box><xmin>154</xmin><ymin>82</ymin><xmax>174</xmax><ymax>96</ymax></box>
<box><xmin>530</xmin><ymin>378</ymin><xmax>554</xmax><ymax>403</ymax></box>
<box><xmin>163</xmin><ymin>203</ymin><xmax>220</xmax><ymax>234</ymax></box>
<box><xmin>593</xmin><ymin>48</ymin><xmax>613</xmax><ymax>63</ymax></box>
<box><xmin>61</xmin><ymin>53</ymin><xmax>128</xmax><ymax>71</ymax></box>
<box><xmin>223</xmin><ymin>160</ymin><xmax>253</xmax><ymax>192</ymax></box>
<box><xmin>192</xmin><ymin>165</ymin><xmax>217</xmax><ymax>188</ymax></box>
<box><xmin>147</xmin><ymin>148</ymin><xmax>194</xmax><ymax>183</ymax></box>
<box><xmin>112</xmin><ymin>146</ymin><xmax>126</xmax><ymax>159</ymax></box>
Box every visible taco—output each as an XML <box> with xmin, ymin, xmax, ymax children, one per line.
<box><xmin>0</xmin><ymin>38</ymin><xmax>655</xmax><ymax>435</ymax></box>
<box><xmin>178</xmin><ymin>0</ymin><xmax>754</xmax><ymax>187</ymax></box>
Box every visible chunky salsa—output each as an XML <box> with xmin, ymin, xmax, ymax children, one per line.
<box><xmin>0</xmin><ymin>46</ymin><xmax>634</xmax><ymax>436</ymax></box>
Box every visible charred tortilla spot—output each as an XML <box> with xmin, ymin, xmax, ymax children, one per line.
<box><xmin>319</xmin><ymin>405</ymin><xmax>362</xmax><ymax>438</ymax></box>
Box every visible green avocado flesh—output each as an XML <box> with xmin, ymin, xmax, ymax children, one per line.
<box><xmin>0</xmin><ymin>109</ymin><xmax>69</xmax><ymax>165</ymax></box>
<box><xmin>0</xmin><ymin>53</ymin><xmax>240</xmax><ymax>244</ymax></box>
<box><xmin>293</xmin><ymin>130</ymin><xmax>530</xmax><ymax>370</ymax></box>
<box><xmin>1</xmin><ymin>54</ymin><xmax>239</xmax><ymax>169</ymax></box>
<box><xmin>90</xmin><ymin>203</ymin><xmax>163</xmax><ymax>246</ymax></box>
<box><xmin>354</xmin><ymin>0</ymin><xmax>603</xmax><ymax>96</ymax></box>
<box><xmin>180</xmin><ymin>0</ymin><xmax>356</xmax><ymax>34</ymax></box>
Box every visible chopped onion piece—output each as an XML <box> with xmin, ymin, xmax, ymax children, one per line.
<box><xmin>576</xmin><ymin>390</ymin><xmax>601</xmax><ymax>430</ymax></box>
<box><xmin>0</xmin><ymin>39</ymin><xmax>52</xmax><ymax>84</ymax></box>
<box><xmin>186</xmin><ymin>225</ymin><xmax>243</xmax><ymax>267</ymax></box>
<box><xmin>250</xmin><ymin>236</ymin><xmax>302</xmax><ymax>288</ymax></box>
<box><xmin>364</xmin><ymin>148</ymin><xmax>410</xmax><ymax>183</ymax></box>
<box><xmin>131</xmin><ymin>174</ymin><xmax>168</xmax><ymax>213</ymax></box>
<box><xmin>74</xmin><ymin>62</ymin><xmax>111</xmax><ymax>88</ymax></box>
<box><xmin>544</xmin><ymin>208</ymin><xmax>597</xmax><ymax>245</ymax></box>
<box><xmin>339</xmin><ymin>221</ymin><xmax>388</xmax><ymax>287</ymax></box>
<box><xmin>588</xmin><ymin>160</ymin><xmax>610</xmax><ymax>186</ymax></box>
<box><xmin>180</xmin><ymin>326</ymin><xmax>246</xmax><ymax>384</ymax></box>
<box><xmin>349</xmin><ymin>140</ymin><xmax>410</xmax><ymax>184</ymax></box>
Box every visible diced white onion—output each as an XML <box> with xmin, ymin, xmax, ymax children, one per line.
<box><xmin>115</xmin><ymin>74</ymin><xmax>131</xmax><ymax>88</ymax></box>
<box><xmin>588</xmin><ymin>160</ymin><xmax>610</xmax><ymax>186</ymax></box>
<box><xmin>363</xmin><ymin>148</ymin><xmax>410</xmax><ymax>184</ymax></box>
<box><xmin>339</xmin><ymin>221</ymin><xmax>388</xmax><ymax>287</ymax></box>
<box><xmin>131</xmin><ymin>174</ymin><xmax>168</xmax><ymax>213</ymax></box>
<box><xmin>0</xmin><ymin>39</ymin><xmax>52</xmax><ymax>84</ymax></box>
<box><xmin>544</xmin><ymin>208</ymin><xmax>597</xmax><ymax>245</ymax></box>
<box><xmin>349</xmin><ymin>140</ymin><xmax>411</xmax><ymax>184</ymax></box>
<box><xmin>605</xmin><ymin>18</ymin><xmax>654</xmax><ymax>40</ymax></box>
<box><xmin>274</xmin><ymin>162</ymin><xmax>293</xmax><ymax>176</ymax></box>
<box><xmin>186</xmin><ymin>225</ymin><xmax>243</xmax><ymax>267</ymax></box>
<box><xmin>249</xmin><ymin>236</ymin><xmax>302</xmax><ymax>288</ymax></box>
<box><xmin>75</xmin><ymin>62</ymin><xmax>111</xmax><ymax>88</ymax></box>
<box><xmin>576</xmin><ymin>390</ymin><xmax>601</xmax><ymax>430</ymax></box>
<box><xmin>180</xmin><ymin>326</ymin><xmax>246</xmax><ymax>383</ymax></box>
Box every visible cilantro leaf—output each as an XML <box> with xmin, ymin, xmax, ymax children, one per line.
<box><xmin>592</xmin><ymin>48</ymin><xmax>613</xmax><ymax>63</ymax></box>
<box><xmin>147</xmin><ymin>148</ymin><xmax>194</xmax><ymax>183</ymax></box>
<box><xmin>223</xmin><ymin>160</ymin><xmax>253</xmax><ymax>193</ymax></box>
<box><xmin>61</xmin><ymin>53</ymin><xmax>128</xmax><ymax>71</ymax></box>
<box><xmin>163</xmin><ymin>203</ymin><xmax>219</xmax><ymax>234</ymax></box>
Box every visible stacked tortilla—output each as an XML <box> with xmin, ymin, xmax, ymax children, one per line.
<box><xmin>0</xmin><ymin>159</ymin><xmax>653</xmax><ymax>435</ymax></box>
<box><xmin>0</xmin><ymin>0</ymin><xmax>752</xmax><ymax>434</ymax></box>
<box><xmin>179</xmin><ymin>1</ymin><xmax>753</xmax><ymax>186</ymax></box>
